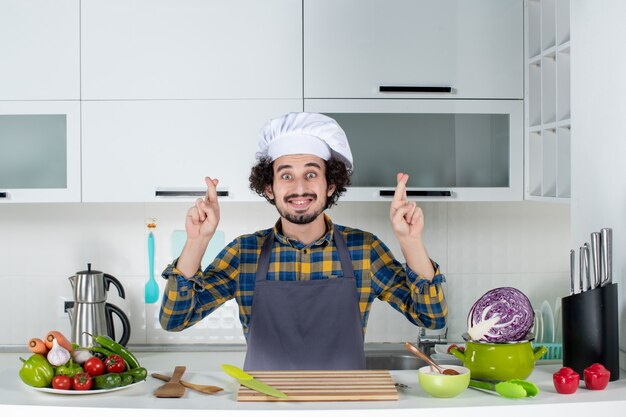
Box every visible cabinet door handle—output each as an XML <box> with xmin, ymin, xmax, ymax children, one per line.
<box><xmin>0</xmin><ymin>192</ymin><xmax>6</xmax><ymax>198</ymax></box>
<box><xmin>379</xmin><ymin>190</ymin><xmax>452</xmax><ymax>197</ymax></box>
<box><xmin>155</xmin><ymin>190</ymin><xmax>229</xmax><ymax>197</ymax></box>
<box><xmin>379</xmin><ymin>86</ymin><xmax>452</xmax><ymax>93</ymax></box>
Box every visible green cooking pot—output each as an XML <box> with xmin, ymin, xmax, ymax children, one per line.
<box><xmin>449</xmin><ymin>341</ymin><xmax>547</xmax><ymax>381</ymax></box>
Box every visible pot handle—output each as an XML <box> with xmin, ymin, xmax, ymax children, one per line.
<box><xmin>448</xmin><ymin>344</ymin><xmax>466</xmax><ymax>361</ymax></box>
<box><xmin>533</xmin><ymin>345</ymin><xmax>548</xmax><ymax>361</ymax></box>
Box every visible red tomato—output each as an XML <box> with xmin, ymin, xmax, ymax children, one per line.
<box><xmin>553</xmin><ymin>367</ymin><xmax>580</xmax><ymax>394</ymax></box>
<box><xmin>51</xmin><ymin>375</ymin><xmax>72</xmax><ymax>390</ymax></box>
<box><xmin>84</xmin><ymin>357</ymin><xmax>105</xmax><ymax>377</ymax></box>
<box><xmin>72</xmin><ymin>372</ymin><xmax>93</xmax><ymax>391</ymax></box>
<box><xmin>104</xmin><ymin>354</ymin><xmax>126</xmax><ymax>373</ymax></box>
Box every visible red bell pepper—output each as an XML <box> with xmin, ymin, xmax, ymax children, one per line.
<box><xmin>553</xmin><ymin>367</ymin><xmax>580</xmax><ymax>394</ymax></box>
<box><xmin>584</xmin><ymin>363</ymin><xmax>610</xmax><ymax>390</ymax></box>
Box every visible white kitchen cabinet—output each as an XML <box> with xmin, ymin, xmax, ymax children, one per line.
<box><xmin>0</xmin><ymin>0</ymin><xmax>80</xmax><ymax>100</ymax></box>
<box><xmin>525</xmin><ymin>0</ymin><xmax>571</xmax><ymax>201</ymax></box>
<box><xmin>81</xmin><ymin>100</ymin><xmax>302</xmax><ymax>202</ymax></box>
<box><xmin>0</xmin><ymin>101</ymin><xmax>81</xmax><ymax>202</ymax></box>
<box><xmin>305</xmin><ymin>99</ymin><xmax>523</xmax><ymax>201</ymax></box>
<box><xmin>81</xmin><ymin>0</ymin><xmax>302</xmax><ymax>100</ymax></box>
<box><xmin>304</xmin><ymin>0</ymin><xmax>523</xmax><ymax>99</ymax></box>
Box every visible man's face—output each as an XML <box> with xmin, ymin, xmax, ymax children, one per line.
<box><xmin>265</xmin><ymin>154</ymin><xmax>336</xmax><ymax>225</ymax></box>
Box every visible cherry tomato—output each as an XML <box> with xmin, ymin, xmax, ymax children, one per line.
<box><xmin>72</xmin><ymin>372</ymin><xmax>93</xmax><ymax>391</ymax></box>
<box><xmin>105</xmin><ymin>354</ymin><xmax>126</xmax><ymax>373</ymax></box>
<box><xmin>51</xmin><ymin>375</ymin><xmax>72</xmax><ymax>390</ymax></box>
<box><xmin>553</xmin><ymin>367</ymin><xmax>580</xmax><ymax>394</ymax></box>
<box><xmin>84</xmin><ymin>356</ymin><xmax>105</xmax><ymax>377</ymax></box>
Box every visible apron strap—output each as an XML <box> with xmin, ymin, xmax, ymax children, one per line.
<box><xmin>332</xmin><ymin>228</ymin><xmax>355</xmax><ymax>279</ymax></box>
<box><xmin>255</xmin><ymin>231</ymin><xmax>275</xmax><ymax>283</ymax></box>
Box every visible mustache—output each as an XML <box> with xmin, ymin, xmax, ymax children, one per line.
<box><xmin>284</xmin><ymin>193</ymin><xmax>317</xmax><ymax>203</ymax></box>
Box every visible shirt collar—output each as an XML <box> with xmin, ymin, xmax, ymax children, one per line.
<box><xmin>272</xmin><ymin>214</ymin><xmax>334</xmax><ymax>249</ymax></box>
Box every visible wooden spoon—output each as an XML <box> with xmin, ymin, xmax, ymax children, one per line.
<box><xmin>151</xmin><ymin>373</ymin><xmax>223</xmax><ymax>394</ymax></box>
<box><xmin>404</xmin><ymin>342</ymin><xmax>460</xmax><ymax>375</ymax></box>
<box><xmin>153</xmin><ymin>366</ymin><xmax>187</xmax><ymax>398</ymax></box>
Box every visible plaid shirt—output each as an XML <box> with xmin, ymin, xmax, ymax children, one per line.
<box><xmin>160</xmin><ymin>215</ymin><xmax>447</xmax><ymax>338</ymax></box>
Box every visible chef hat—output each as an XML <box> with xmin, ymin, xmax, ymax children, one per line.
<box><xmin>256</xmin><ymin>112</ymin><xmax>353</xmax><ymax>172</ymax></box>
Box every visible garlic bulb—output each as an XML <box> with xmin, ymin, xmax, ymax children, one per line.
<box><xmin>47</xmin><ymin>338</ymin><xmax>71</xmax><ymax>366</ymax></box>
<box><xmin>71</xmin><ymin>348</ymin><xmax>93</xmax><ymax>365</ymax></box>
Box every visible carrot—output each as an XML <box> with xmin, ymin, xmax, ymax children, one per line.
<box><xmin>28</xmin><ymin>338</ymin><xmax>49</xmax><ymax>355</ymax></box>
<box><xmin>45</xmin><ymin>330</ymin><xmax>73</xmax><ymax>352</ymax></box>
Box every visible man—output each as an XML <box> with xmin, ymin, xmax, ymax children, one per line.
<box><xmin>160</xmin><ymin>112</ymin><xmax>447</xmax><ymax>370</ymax></box>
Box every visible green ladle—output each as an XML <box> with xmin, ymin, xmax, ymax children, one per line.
<box><xmin>469</xmin><ymin>379</ymin><xmax>539</xmax><ymax>399</ymax></box>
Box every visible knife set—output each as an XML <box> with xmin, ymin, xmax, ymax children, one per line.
<box><xmin>561</xmin><ymin>228</ymin><xmax>619</xmax><ymax>381</ymax></box>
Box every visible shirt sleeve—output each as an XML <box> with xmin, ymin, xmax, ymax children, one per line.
<box><xmin>369</xmin><ymin>236</ymin><xmax>447</xmax><ymax>329</ymax></box>
<box><xmin>159</xmin><ymin>239</ymin><xmax>240</xmax><ymax>331</ymax></box>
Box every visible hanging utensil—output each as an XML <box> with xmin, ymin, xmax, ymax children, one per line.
<box><xmin>404</xmin><ymin>342</ymin><xmax>460</xmax><ymax>375</ymax></box>
<box><xmin>600</xmin><ymin>228</ymin><xmax>612</xmax><ymax>286</ymax></box>
<box><xmin>145</xmin><ymin>218</ymin><xmax>159</xmax><ymax>304</ymax></box>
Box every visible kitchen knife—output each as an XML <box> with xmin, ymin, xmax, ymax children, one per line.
<box><xmin>221</xmin><ymin>364</ymin><xmax>288</xmax><ymax>399</ymax></box>
<box><xmin>590</xmin><ymin>232</ymin><xmax>601</xmax><ymax>289</ymax></box>
<box><xmin>569</xmin><ymin>249</ymin><xmax>575</xmax><ymax>295</ymax></box>
<box><xmin>583</xmin><ymin>243</ymin><xmax>592</xmax><ymax>291</ymax></box>
<box><xmin>600</xmin><ymin>228</ymin><xmax>612</xmax><ymax>286</ymax></box>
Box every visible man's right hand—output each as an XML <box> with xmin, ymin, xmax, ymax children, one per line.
<box><xmin>185</xmin><ymin>176</ymin><xmax>221</xmax><ymax>241</ymax></box>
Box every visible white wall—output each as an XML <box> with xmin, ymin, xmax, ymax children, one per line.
<box><xmin>571</xmin><ymin>0</ymin><xmax>626</xmax><ymax>369</ymax></box>
<box><xmin>0</xmin><ymin>201</ymin><xmax>569</xmax><ymax>346</ymax></box>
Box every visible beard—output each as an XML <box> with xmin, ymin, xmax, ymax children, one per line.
<box><xmin>275</xmin><ymin>193</ymin><xmax>326</xmax><ymax>225</ymax></box>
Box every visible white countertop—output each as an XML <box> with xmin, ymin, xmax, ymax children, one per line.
<box><xmin>2</xmin><ymin>351</ymin><xmax>625</xmax><ymax>417</ymax></box>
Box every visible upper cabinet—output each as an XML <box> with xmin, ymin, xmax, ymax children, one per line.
<box><xmin>304</xmin><ymin>0</ymin><xmax>524</xmax><ymax>99</ymax></box>
<box><xmin>0</xmin><ymin>0</ymin><xmax>79</xmax><ymax>100</ymax></box>
<box><xmin>0</xmin><ymin>101</ymin><xmax>81</xmax><ymax>202</ymax></box>
<box><xmin>526</xmin><ymin>0</ymin><xmax>571</xmax><ymax>201</ymax></box>
<box><xmin>81</xmin><ymin>0</ymin><xmax>302</xmax><ymax>100</ymax></box>
<box><xmin>81</xmin><ymin>100</ymin><xmax>302</xmax><ymax>202</ymax></box>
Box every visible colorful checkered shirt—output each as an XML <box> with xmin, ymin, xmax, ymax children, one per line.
<box><xmin>160</xmin><ymin>215</ymin><xmax>447</xmax><ymax>338</ymax></box>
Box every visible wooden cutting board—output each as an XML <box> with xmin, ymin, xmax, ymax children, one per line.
<box><xmin>236</xmin><ymin>370</ymin><xmax>398</xmax><ymax>402</ymax></box>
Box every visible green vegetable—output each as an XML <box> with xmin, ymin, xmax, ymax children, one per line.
<box><xmin>19</xmin><ymin>354</ymin><xmax>54</xmax><ymax>388</ymax></box>
<box><xmin>119</xmin><ymin>372</ymin><xmax>134</xmax><ymax>387</ymax></box>
<box><xmin>94</xmin><ymin>373</ymin><xmax>122</xmax><ymax>390</ymax></box>
<box><xmin>89</xmin><ymin>346</ymin><xmax>115</xmax><ymax>358</ymax></box>
<box><xmin>55</xmin><ymin>359</ymin><xmax>83</xmax><ymax>378</ymax></box>
<box><xmin>128</xmin><ymin>367</ymin><xmax>148</xmax><ymax>382</ymax></box>
<box><xmin>91</xmin><ymin>335</ymin><xmax>141</xmax><ymax>369</ymax></box>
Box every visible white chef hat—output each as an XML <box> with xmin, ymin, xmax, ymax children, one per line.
<box><xmin>256</xmin><ymin>112</ymin><xmax>353</xmax><ymax>172</ymax></box>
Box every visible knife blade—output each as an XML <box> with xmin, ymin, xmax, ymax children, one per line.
<box><xmin>590</xmin><ymin>232</ymin><xmax>601</xmax><ymax>289</ymax></box>
<box><xmin>600</xmin><ymin>228</ymin><xmax>612</xmax><ymax>286</ymax></box>
<box><xmin>221</xmin><ymin>364</ymin><xmax>288</xmax><ymax>399</ymax></box>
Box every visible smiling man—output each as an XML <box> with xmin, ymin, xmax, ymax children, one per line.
<box><xmin>159</xmin><ymin>112</ymin><xmax>447</xmax><ymax>370</ymax></box>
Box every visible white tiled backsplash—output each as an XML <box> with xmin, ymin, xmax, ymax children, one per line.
<box><xmin>0</xmin><ymin>201</ymin><xmax>570</xmax><ymax>346</ymax></box>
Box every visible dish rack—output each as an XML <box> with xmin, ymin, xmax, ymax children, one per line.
<box><xmin>534</xmin><ymin>343</ymin><xmax>563</xmax><ymax>360</ymax></box>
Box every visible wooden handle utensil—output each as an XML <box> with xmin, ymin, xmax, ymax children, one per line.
<box><xmin>151</xmin><ymin>373</ymin><xmax>223</xmax><ymax>394</ymax></box>
<box><xmin>153</xmin><ymin>366</ymin><xmax>187</xmax><ymax>398</ymax></box>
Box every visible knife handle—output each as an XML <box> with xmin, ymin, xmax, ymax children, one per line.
<box><xmin>569</xmin><ymin>249</ymin><xmax>575</xmax><ymax>295</ymax></box>
<box><xmin>590</xmin><ymin>232</ymin><xmax>601</xmax><ymax>289</ymax></box>
<box><xmin>583</xmin><ymin>243</ymin><xmax>591</xmax><ymax>291</ymax></box>
<box><xmin>578</xmin><ymin>246</ymin><xmax>585</xmax><ymax>293</ymax></box>
<box><xmin>600</xmin><ymin>228</ymin><xmax>612</xmax><ymax>286</ymax></box>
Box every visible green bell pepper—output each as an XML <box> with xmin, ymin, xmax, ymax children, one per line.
<box><xmin>19</xmin><ymin>354</ymin><xmax>54</xmax><ymax>388</ymax></box>
<box><xmin>55</xmin><ymin>359</ymin><xmax>83</xmax><ymax>378</ymax></box>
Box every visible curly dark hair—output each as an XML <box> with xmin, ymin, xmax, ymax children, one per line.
<box><xmin>249</xmin><ymin>157</ymin><xmax>351</xmax><ymax>209</ymax></box>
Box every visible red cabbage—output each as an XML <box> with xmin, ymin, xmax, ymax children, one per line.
<box><xmin>467</xmin><ymin>287</ymin><xmax>534</xmax><ymax>343</ymax></box>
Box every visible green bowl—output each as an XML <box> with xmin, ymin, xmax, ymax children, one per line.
<box><xmin>417</xmin><ymin>365</ymin><xmax>470</xmax><ymax>398</ymax></box>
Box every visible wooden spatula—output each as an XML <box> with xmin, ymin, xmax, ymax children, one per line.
<box><xmin>151</xmin><ymin>373</ymin><xmax>223</xmax><ymax>394</ymax></box>
<box><xmin>153</xmin><ymin>366</ymin><xmax>187</xmax><ymax>398</ymax></box>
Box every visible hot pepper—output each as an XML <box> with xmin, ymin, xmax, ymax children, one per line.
<box><xmin>553</xmin><ymin>366</ymin><xmax>580</xmax><ymax>394</ymax></box>
<box><xmin>584</xmin><ymin>363</ymin><xmax>610</xmax><ymax>390</ymax></box>
<box><xmin>18</xmin><ymin>354</ymin><xmax>54</xmax><ymax>388</ymax></box>
<box><xmin>94</xmin><ymin>373</ymin><xmax>122</xmax><ymax>390</ymax></box>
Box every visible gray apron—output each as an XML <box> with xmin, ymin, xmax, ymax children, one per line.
<box><xmin>242</xmin><ymin>230</ymin><xmax>366</xmax><ymax>371</ymax></box>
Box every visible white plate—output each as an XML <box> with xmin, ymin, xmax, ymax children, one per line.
<box><xmin>554</xmin><ymin>297</ymin><xmax>562</xmax><ymax>343</ymax></box>
<box><xmin>541</xmin><ymin>300</ymin><xmax>555</xmax><ymax>344</ymax></box>
<box><xmin>533</xmin><ymin>309</ymin><xmax>543</xmax><ymax>343</ymax></box>
<box><xmin>31</xmin><ymin>380</ymin><xmax>145</xmax><ymax>395</ymax></box>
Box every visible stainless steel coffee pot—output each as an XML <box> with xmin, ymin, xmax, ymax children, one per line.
<box><xmin>65</xmin><ymin>263</ymin><xmax>131</xmax><ymax>347</ymax></box>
